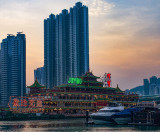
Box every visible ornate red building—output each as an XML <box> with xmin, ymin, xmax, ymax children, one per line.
<box><xmin>9</xmin><ymin>72</ymin><xmax>139</xmax><ymax>116</ymax></box>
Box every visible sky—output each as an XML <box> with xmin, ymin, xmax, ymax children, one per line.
<box><xmin>0</xmin><ymin>0</ymin><xmax>160</xmax><ymax>90</ymax></box>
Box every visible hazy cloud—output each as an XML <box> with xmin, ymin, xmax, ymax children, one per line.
<box><xmin>82</xmin><ymin>0</ymin><xmax>115</xmax><ymax>16</ymax></box>
<box><xmin>89</xmin><ymin>0</ymin><xmax>160</xmax><ymax>89</ymax></box>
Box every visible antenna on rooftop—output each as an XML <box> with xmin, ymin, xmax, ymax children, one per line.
<box><xmin>7</xmin><ymin>34</ymin><xmax>14</xmax><ymax>36</ymax></box>
<box><xmin>17</xmin><ymin>32</ymin><xmax>23</xmax><ymax>34</ymax></box>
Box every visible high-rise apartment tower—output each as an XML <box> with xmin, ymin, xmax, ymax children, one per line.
<box><xmin>44</xmin><ymin>2</ymin><xmax>89</xmax><ymax>88</ymax></box>
<box><xmin>0</xmin><ymin>33</ymin><xmax>26</xmax><ymax>106</ymax></box>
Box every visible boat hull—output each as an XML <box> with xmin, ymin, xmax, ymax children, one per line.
<box><xmin>91</xmin><ymin>115</ymin><xmax>115</xmax><ymax>124</ymax></box>
<box><xmin>90</xmin><ymin>103</ymin><xmax>124</xmax><ymax>125</ymax></box>
<box><xmin>114</xmin><ymin>117</ymin><xmax>131</xmax><ymax>125</ymax></box>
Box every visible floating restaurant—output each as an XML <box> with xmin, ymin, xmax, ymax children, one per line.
<box><xmin>8</xmin><ymin>71</ymin><xmax>139</xmax><ymax>116</ymax></box>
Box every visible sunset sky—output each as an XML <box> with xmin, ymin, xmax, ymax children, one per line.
<box><xmin>0</xmin><ymin>0</ymin><xmax>160</xmax><ymax>90</ymax></box>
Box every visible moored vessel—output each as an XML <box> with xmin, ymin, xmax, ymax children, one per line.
<box><xmin>90</xmin><ymin>102</ymin><xmax>124</xmax><ymax>124</ymax></box>
<box><xmin>112</xmin><ymin>107</ymin><xmax>142</xmax><ymax>125</ymax></box>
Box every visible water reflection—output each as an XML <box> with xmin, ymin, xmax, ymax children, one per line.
<box><xmin>0</xmin><ymin>119</ymin><xmax>160</xmax><ymax>132</ymax></box>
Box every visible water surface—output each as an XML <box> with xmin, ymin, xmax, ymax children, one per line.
<box><xmin>0</xmin><ymin>118</ymin><xmax>160</xmax><ymax>132</ymax></box>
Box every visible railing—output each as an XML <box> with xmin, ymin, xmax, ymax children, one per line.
<box><xmin>44</xmin><ymin>99</ymin><xmax>95</xmax><ymax>102</ymax></box>
<box><xmin>44</xmin><ymin>106</ymin><xmax>96</xmax><ymax>109</ymax></box>
<box><xmin>64</xmin><ymin>114</ymin><xmax>86</xmax><ymax>117</ymax></box>
<box><xmin>31</xmin><ymin>89</ymin><xmax>138</xmax><ymax>98</ymax></box>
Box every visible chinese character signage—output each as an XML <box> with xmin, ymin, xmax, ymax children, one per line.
<box><xmin>102</xmin><ymin>73</ymin><xmax>112</xmax><ymax>87</ymax></box>
<box><xmin>9</xmin><ymin>97</ymin><xmax>43</xmax><ymax>109</ymax></box>
<box><xmin>68</xmin><ymin>78</ymin><xmax>82</xmax><ymax>84</ymax></box>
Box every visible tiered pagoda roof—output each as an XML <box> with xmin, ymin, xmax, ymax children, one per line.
<box><xmin>27</xmin><ymin>79</ymin><xmax>45</xmax><ymax>89</ymax></box>
<box><xmin>55</xmin><ymin>84</ymin><xmax>116</xmax><ymax>90</ymax></box>
<box><xmin>82</xmin><ymin>71</ymin><xmax>100</xmax><ymax>78</ymax></box>
<box><xmin>115</xmin><ymin>84</ymin><xmax>123</xmax><ymax>92</ymax></box>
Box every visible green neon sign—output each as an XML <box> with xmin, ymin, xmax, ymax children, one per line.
<box><xmin>68</xmin><ymin>78</ymin><xmax>82</xmax><ymax>84</ymax></box>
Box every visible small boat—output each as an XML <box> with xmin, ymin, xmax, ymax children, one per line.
<box><xmin>90</xmin><ymin>102</ymin><xmax>124</xmax><ymax>124</ymax></box>
<box><xmin>112</xmin><ymin>107</ymin><xmax>142</xmax><ymax>125</ymax></box>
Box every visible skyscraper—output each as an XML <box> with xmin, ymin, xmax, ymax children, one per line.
<box><xmin>144</xmin><ymin>79</ymin><xmax>149</xmax><ymax>95</ymax></box>
<box><xmin>34</xmin><ymin>66</ymin><xmax>45</xmax><ymax>85</ymax></box>
<box><xmin>44</xmin><ymin>14</ymin><xmax>56</xmax><ymax>89</ymax></box>
<box><xmin>44</xmin><ymin>2</ymin><xmax>89</xmax><ymax>88</ymax></box>
<box><xmin>143</xmin><ymin>76</ymin><xmax>160</xmax><ymax>95</ymax></box>
<box><xmin>149</xmin><ymin>76</ymin><xmax>158</xmax><ymax>95</ymax></box>
<box><xmin>0</xmin><ymin>50</ymin><xmax>1</xmax><ymax>106</ymax></box>
<box><xmin>0</xmin><ymin>33</ymin><xmax>26</xmax><ymax>106</ymax></box>
<box><xmin>150</xmin><ymin>76</ymin><xmax>157</xmax><ymax>84</ymax></box>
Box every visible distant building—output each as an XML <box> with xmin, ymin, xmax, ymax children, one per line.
<box><xmin>34</xmin><ymin>67</ymin><xmax>45</xmax><ymax>85</ymax></box>
<box><xmin>144</xmin><ymin>79</ymin><xmax>149</xmax><ymax>95</ymax></box>
<box><xmin>150</xmin><ymin>76</ymin><xmax>157</xmax><ymax>84</ymax></box>
<box><xmin>157</xmin><ymin>78</ymin><xmax>160</xmax><ymax>94</ymax></box>
<box><xmin>0</xmin><ymin>50</ymin><xmax>1</xmax><ymax>105</ymax></box>
<box><xmin>0</xmin><ymin>33</ymin><xmax>26</xmax><ymax>107</ymax></box>
<box><xmin>44</xmin><ymin>2</ymin><xmax>89</xmax><ymax>88</ymax></box>
<box><xmin>127</xmin><ymin>76</ymin><xmax>160</xmax><ymax>96</ymax></box>
<box><xmin>143</xmin><ymin>76</ymin><xmax>160</xmax><ymax>96</ymax></box>
<box><xmin>149</xmin><ymin>76</ymin><xmax>158</xmax><ymax>95</ymax></box>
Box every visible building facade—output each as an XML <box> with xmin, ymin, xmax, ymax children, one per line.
<box><xmin>0</xmin><ymin>33</ymin><xmax>26</xmax><ymax>106</ymax></box>
<box><xmin>34</xmin><ymin>66</ymin><xmax>45</xmax><ymax>85</ymax></box>
<box><xmin>44</xmin><ymin>2</ymin><xmax>89</xmax><ymax>88</ymax></box>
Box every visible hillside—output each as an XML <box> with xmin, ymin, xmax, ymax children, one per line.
<box><xmin>126</xmin><ymin>85</ymin><xmax>144</xmax><ymax>95</ymax></box>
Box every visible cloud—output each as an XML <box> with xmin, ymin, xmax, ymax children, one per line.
<box><xmin>82</xmin><ymin>0</ymin><xmax>115</xmax><ymax>16</ymax></box>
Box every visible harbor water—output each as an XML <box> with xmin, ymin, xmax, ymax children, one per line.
<box><xmin>0</xmin><ymin>118</ymin><xmax>160</xmax><ymax>132</ymax></box>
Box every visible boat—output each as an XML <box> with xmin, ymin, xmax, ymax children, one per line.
<box><xmin>90</xmin><ymin>102</ymin><xmax>124</xmax><ymax>124</ymax></box>
<box><xmin>112</xmin><ymin>107</ymin><xmax>142</xmax><ymax>125</ymax></box>
<box><xmin>129</xmin><ymin>106</ymin><xmax>160</xmax><ymax>125</ymax></box>
<box><xmin>112</xmin><ymin>101</ymin><xmax>159</xmax><ymax>125</ymax></box>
